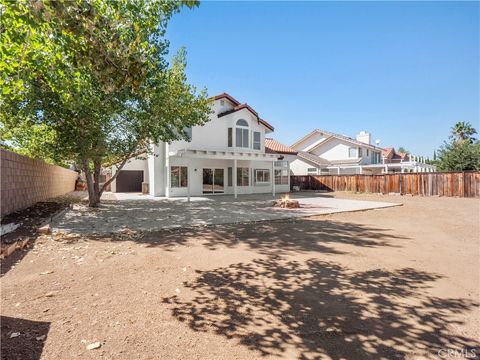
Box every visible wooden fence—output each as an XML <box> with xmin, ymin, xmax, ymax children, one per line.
<box><xmin>290</xmin><ymin>172</ymin><xmax>480</xmax><ymax>198</ymax></box>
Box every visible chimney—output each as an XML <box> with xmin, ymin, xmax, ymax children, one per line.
<box><xmin>356</xmin><ymin>131</ymin><xmax>371</xmax><ymax>145</ymax></box>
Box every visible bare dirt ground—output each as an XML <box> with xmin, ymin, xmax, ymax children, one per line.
<box><xmin>1</xmin><ymin>193</ymin><xmax>479</xmax><ymax>360</ymax></box>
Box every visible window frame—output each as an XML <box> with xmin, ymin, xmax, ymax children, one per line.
<box><xmin>348</xmin><ymin>147</ymin><xmax>358</xmax><ymax>158</ymax></box>
<box><xmin>235</xmin><ymin>119</ymin><xmax>249</xmax><ymax>148</ymax></box>
<box><xmin>236</xmin><ymin>167</ymin><xmax>249</xmax><ymax>186</ymax></box>
<box><xmin>274</xmin><ymin>169</ymin><xmax>289</xmax><ymax>185</ymax></box>
<box><xmin>228</xmin><ymin>128</ymin><xmax>232</xmax><ymax>147</ymax></box>
<box><xmin>254</xmin><ymin>169</ymin><xmax>270</xmax><ymax>185</ymax></box>
<box><xmin>183</xmin><ymin>127</ymin><xmax>192</xmax><ymax>141</ymax></box>
<box><xmin>253</xmin><ymin>131</ymin><xmax>261</xmax><ymax>150</ymax></box>
<box><xmin>170</xmin><ymin>166</ymin><xmax>188</xmax><ymax>188</ymax></box>
<box><xmin>227</xmin><ymin>167</ymin><xmax>233</xmax><ymax>187</ymax></box>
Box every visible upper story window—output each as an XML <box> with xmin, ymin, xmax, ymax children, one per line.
<box><xmin>253</xmin><ymin>132</ymin><xmax>261</xmax><ymax>150</ymax></box>
<box><xmin>348</xmin><ymin>147</ymin><xmax>357</xmax><ymax>158</ymax></box>
<box><xmin>236</xmin><ymin>119</ymin><xmax>249</xmax><ymax>148</ymax></box>
<box><xmin>183</xmin><ymin>127</ymin><xmax>192</xmax><ymax>141</ymax></box>
<box><xmin>358</xmin><ymin>148</ymin><xmax>363</xmax><ymax>157</ymax></box>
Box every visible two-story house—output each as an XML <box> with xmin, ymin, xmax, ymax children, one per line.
<box><xmin>290</xmin><ymin>129</ymin><xmax>435</xmax><ymax>174</ymax></box>
<box><xmin>290</xmin><ymin>129</ymin><xmax>383</xmax><ymax>175</ymax></box>
<box><xmin>110</xmin><ymin>93</ymin><xmax>295</xmax><ymax>198</ymax></box>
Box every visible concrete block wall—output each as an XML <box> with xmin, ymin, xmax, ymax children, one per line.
<box><xmin>1</xmin><ymin>149</ymin><xmax>78</xmax><ymax>218</ymax></box>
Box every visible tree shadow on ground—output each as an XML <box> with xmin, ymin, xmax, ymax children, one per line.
<box><xmin>1</xmin><ymin>316</ymin><xmax>50</xmax><ymax>360</ymax></box>
<box><xmin>162</xmin><ymin>256</ymin><xmax>479</xmax><ymax>359</ymax></box>
<box><xmin>142</xmin><ymin>217</ymin><xmax>407</xmax><ymax>255</ymax></box>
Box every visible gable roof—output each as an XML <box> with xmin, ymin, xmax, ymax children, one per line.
<box><xmin>213</xmin><ymin>92</ymin><xmax>241</xmax><ymax>106</ymax></box>
<box><xmin>382</xmin><ymin>147</ymin><xmax>409</xmax><ymax>161</ymax></box>
<box><xmin>215</xmin><ymin>93</ymin><xmax>274</xmax><ymax>131</ymax></box>
<box><xmin>265</xmin><ymin>138</ymin><xmax>298</xmax><ymax>155</ymax></box>
<box><xmin>297</xmin><ymin>151</ymin><xmax>330</xmax><ymax>167</ymax></box>
<box><xmin>382</xmin><ymin>147</ymin><xmax>395</xmax><ymax>159</ymax></box>
<box><xmin>292</xmin><ymin>128</ymin><xmax>381</xmax><ymax>151</ymax></box>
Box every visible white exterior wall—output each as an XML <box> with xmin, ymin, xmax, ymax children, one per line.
<box><xmin>290</xmin><ymin>158</ymin><xmax>319</xmax><ymax>175</ymax></box>
<box><xmin>168</xmin><ymin>158</ymin><xmax>288</xmax><ymax>196</ymax></box>
<box><xmin>292</xmin><ymin>133</ymin><xmax>327</xmax><ymax>152</ymax></box>
<box><xmin>170</xmin><ymin>107</ymin><xmax>268</xmax><ymax>153</ymax></box>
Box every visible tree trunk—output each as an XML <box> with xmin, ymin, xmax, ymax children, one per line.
<box><xmin>83</xmin><ymin>159</ymin><xmax>100</xmax><ymax>207</ymax></box>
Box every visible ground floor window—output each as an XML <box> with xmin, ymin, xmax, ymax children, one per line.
<box><xmin>237</xmin><ymin>167</ymin><xmax>249</xmax><ymax>186</ymax></box>
<box><xmin>171</xmin><ymin>166</ymin><xmax>188</xmax><ymax>188</ymax></box>
<box><xmin>307</xmin><ymin>167</ymin><xmax>318</xmax><ymax>174</ymax></box>
<box><xmin>255</xmin><ymin>169</ymin><xmax>270</xmax><ymax>185</ymax></box>
<box><xmin>227</xmin><ymin>167</ymin><xmax>233</xmax><ymax>186</ymax></box>
<box><xmin>275</xmin><ymin>169</ymin><xmax>289</xmax><ymax>185</ymax></box>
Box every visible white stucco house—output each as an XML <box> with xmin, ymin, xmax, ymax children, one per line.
<box><xmin>290</xmin><ymin>129</ymin><xmax>435</xmax><ymax>175</ymax></box>
<box><xmin>110</xmin><ymin>93</ymin><xmax>296</xmax><ymax>198</ymax></box>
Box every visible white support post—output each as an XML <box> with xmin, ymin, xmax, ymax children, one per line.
<box><xmin>287</xmin><ymin>162</ymin><xmax>290</xmax><ymax>188</ymax></box>
<box><xmin>165</xmin><ymin>143</ymin><xmax>170</xmax><ymax>198</ymax></box>
<box><xmin>187</xmin><ymin>167</ymin><xmax>191</xmax><ymax>202</ymax></box>
<box><xmin>233</xmin><ymin>159</ymin><xmax>237</xmax><ymax>199</ymax></box>
<box><xmin>272</xmin><ymin>160</ymin><xmax>275</xmax><ymax>197</ymax></box>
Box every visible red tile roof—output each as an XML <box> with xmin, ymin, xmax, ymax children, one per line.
<box><xmin>382</xmin><ymin>147</ymin><xmax>395</xmax><ymax>159</ymax></box>
<box><xmin>213</xmin><ymin>92</ymin><xmax>241</xmax><ymax>106</ymax></box>
<box><xmin>382</xmin><ymin>147</ymin><xmax>410</xmax><ymax>162</ymax></box>
<box><xmin>258</xmin><ymin>118</ymin><xmax>274</xmax><ymax>132</ymax></box>
<box><xmin>214</xmin><ymin>92</ymin><xmax>274</xmax><ymax>131</ymax></box>
<box><xmin>265</xmin><ymin>138</ymin><xmax>298</xmax><ymax>155</ymax></box>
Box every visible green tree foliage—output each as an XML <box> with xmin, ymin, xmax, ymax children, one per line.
<box><xmin>397</xmin><ymin>147</ymin><xmax>409</xmax><ymax>154</ymax></box>
<box><xmin>450</xmin><ymin>121</ymin><xmax>477</xmax><ymax>143</ymax></box>
<box><xmin>1</xmin><ymin>0</ymin><xmax>211</xmax><ymax>206</ymax></box>
<box><xmin>436</xmin><ymin>122</ymin><xmax>480</xmax><ymax>171</ymax></box>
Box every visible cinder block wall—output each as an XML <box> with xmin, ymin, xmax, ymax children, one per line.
<box><xmin>1</xmin><ymin>149</ymin><xmax>78</xmax><ymax>218</ymax></box>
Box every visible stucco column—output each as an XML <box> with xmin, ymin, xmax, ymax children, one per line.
<box><xmin>148</xmin><ymin>143</ymin><xmax>164</xmax><ymax>197</ymax></box>
<box><xmin>272</xmin><ymin>160</ymin><xmax>275</xmax><ymax>197</ymax></box>
<box><xmin>165</xmin><ymin>142</ymin><xmax>170</xmax><ymax>198</ymax></box>
<box><xmin>233</xmin><ymin>159</ymin><xmax>237</xmax><ymax>199</ymax></box>
<box><xmin>187</xmin><ymin>166</ymin><xmax>191</xmax><ymax>202</ymax></box>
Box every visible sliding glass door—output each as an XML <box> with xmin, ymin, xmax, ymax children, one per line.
<box><xmin>203</xmin><ymin>168</ymin><xmax>224</xmax><ymax>194</ymax></box>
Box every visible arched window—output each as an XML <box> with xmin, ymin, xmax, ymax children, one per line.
<box><xmin>236</xmin><ymin>119</ymin><xmax>249</xmax><ymax>147</ymax></box>
<box><xmin>236</xmin><ymin>119</ymin><xmax>249</xmax><ymax>127</ymax></box>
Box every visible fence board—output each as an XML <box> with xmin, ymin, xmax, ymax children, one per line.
<box><xmin>291</xmin><ymin>172</ymin><xmax>480</xmax><ymax>198</ymax></box>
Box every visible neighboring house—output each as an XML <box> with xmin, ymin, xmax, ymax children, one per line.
<box><xmin>290</xmin><ymin>129</ymin><xmax>435</xmax><ymax>174</ymax></box>
<box><xmin>380</xmin><ymin>148</ymin><xmax>435</xmax><ymax>173</ymax></box>
<box><xmin>290</xmin><ymin>129</ymin><xmax>383</xmax><ymax>175</ymax></box>
<box><xmin>110</xmin><ymin>93</ymin><xmax>295</xmax><ymax>197</ymax></box>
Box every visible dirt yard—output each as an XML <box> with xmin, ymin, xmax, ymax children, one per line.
<box><xmin>1</xmin><ymin>193</ymin><xmax>479</xmax><ymax>360</ymax></box>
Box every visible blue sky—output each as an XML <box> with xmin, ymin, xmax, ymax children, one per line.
<box><xmin>166</xmin><ymin>1</ymin><xmax>479</xmax><ymax>156</ymax></box>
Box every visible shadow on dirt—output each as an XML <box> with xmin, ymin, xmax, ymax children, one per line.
<box><xmin>142</xmin><ymin>217</ymin><xmax>407</xmax><ymax>255</ymax></box>
<box><xmin>162</xmin><ymin>256</ymin><xmax>479</xmax><ymax>359</ymax></box>
<box><xmin>1</xmin><ymin>316</ymin><xmax>50</xmax><ymax>360</ymax></box>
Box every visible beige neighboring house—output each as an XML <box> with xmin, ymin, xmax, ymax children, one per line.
<box><xmin>290</xmin><ymin>129</ymin><xmax>435</xmax><ymax>175</ymax></box>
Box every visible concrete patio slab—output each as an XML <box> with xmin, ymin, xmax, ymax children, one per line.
<box><xmin>52</xmin><ymin>192</ymin><xmax>401</xmax><ymax>234</ymax></box>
